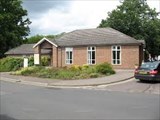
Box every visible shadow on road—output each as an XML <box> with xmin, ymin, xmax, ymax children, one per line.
<box><xmin>137</xmin><ymin>80</ymin><xmax>160</xmax><ymax>84</ymax></box>
<box><xmin>0</xmin><ymin>114</ymin><xmax>17</xmax><ymax>120</ymax></box>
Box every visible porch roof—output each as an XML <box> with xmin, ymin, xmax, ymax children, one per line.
<box><xmin>5</xmin><ymin>44</ymin><xmax>51</xmax><ymax>55</ymax></box>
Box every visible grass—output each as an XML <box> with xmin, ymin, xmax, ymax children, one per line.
<box><xmin>13</xmin><ymin>62</ymin><xmax>115</xmax><ymax>80</ymax></box>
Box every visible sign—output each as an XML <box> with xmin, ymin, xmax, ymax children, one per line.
<box><xmin>34</xmin><ymin>54</ymin><xmax>40</xmax><ymax>64</ymax></box>
<box><xmin>24</xmin><ymin>57</ymin><xmax>28</xmax><ymax>68</ymax></box>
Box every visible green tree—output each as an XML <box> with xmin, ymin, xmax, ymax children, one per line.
<box><xmin>99</xmin><ymin>0</ymin><xmax>160</xmax><ymax>59</ymax></box>
<box><xmin>25</xmin><ymin>35</ymin><xmax>44</xmax><ymax>44</ymax></box>
<box><xmin>0</xmin><ymin>0</ymin><xmax>31</xmax><ymax>58</ymax></box>
<box><xmin>25</xmin><ymin>32</ymin><xmax>66</xmax><ymax>44</ymax></box>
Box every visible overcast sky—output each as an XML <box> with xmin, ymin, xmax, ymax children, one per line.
<box><xmin>23</xmin><ymin>0</ymin><xmax>160</xmax><ymax>36</ymax></box>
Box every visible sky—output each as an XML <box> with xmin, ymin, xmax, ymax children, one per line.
<box><xmin>22</xmin><ymin>0</ymin><xmax>160</xmax><ymax>36</ymax></box>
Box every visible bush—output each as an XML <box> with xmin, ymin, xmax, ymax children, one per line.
<box><xmin>82</xmin><ymin>64</ymin><xmax>89</xmax><ymax>70</ymax></box>
<box><xmin>89</xmin><ymin>73</ymin><xmax>99</xmax><ymax>78</ymax></box>
<box><xmin>82</xmin><ymin>66</ymin><xmax>96</xmax><ymax>74</ymax></box>
<box><xmin>28</xmin><ymin>56</ymin><xmax>50</xmax><ymax>66</ymax></box>
<box><xmin>0</xmin><ymin>57</ymin><xmax>23</xmax><ymax>72</ymax></box>
<box><xmin>69</xmin><ymin>65</ymin><xmax>82</xmax><ymax>71</ymax></box>
<box><xmin>17</xmin><ymin>67</ymin><xmax>34</xmax><ymax>75</ymax></box>
<box><xmin>13</xmin><ymin>62</ymin><xmax>115</xmax><ymax>80</ymax></box>
<box><xmin>55</xmin><ymin>69</ymin><xmax>76</xmax><ymax>79</ymax></box>
<box><xmin>14</xmin><ymin>66</ymin><xmax>43</xmax><ymax>75</ymax></box>
<box><xmin>28</xmin><ymin>57</ymin><xmax>34</xmax><ymax>66</ymax></box>
<box><xmin>96</xmin><ymin>62</ymin><xmax>115</xmax><ymax>75</ymax></box>
<box><xmin>41</xmin><ymin>56</ymin><xmax>50</xmax><ymax>66</ymax></box>
<box><xmin>0</xmin><ymin>55</ymin><xmax>50</xmax><ymax>72</ymax></box>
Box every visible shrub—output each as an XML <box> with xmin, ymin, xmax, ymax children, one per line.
<box><xmin>41</xmin><ymin>56</ymin><xmax>50</xmax><ymax>66</ymax></box>
<box><xmin>14</xmin><ymin>66</ymin><xmax>44</xmax><ymax>75</ymax></box>
<box><xmin>13</xmin><ymin>62</ymin><xmax>115</xmax><ymax>80</ymax></box>
<box><xmin>55</xmin><ymin>69</ymin><xmax>77</xmax><ymax>79</ymax></box>
<box><xmin>28</xmin><ymin>56</ymin><xmax>50</xmax><ymax>66</ymax></box>
<box><xmin>28</xmin><ymin>57</ymin><xmax>34</xmax><ymax>66</ymax></box>
<box><xmin>82</xmin><ymin>65</ymin><xmax>97</xmax><ymax>74</ymax></box>
<box><xmin>69</xmin><ymin>65</ymin><xmax>81</xmax><ymax>71</ymax></box>
<box><xmin>96</xmin><ymin>62</ymin><xmax>115</xmax><ymax>75</ymax></box>
<box><xmin>82</xmin><ymin>64</ymin><xmax>89</xmax><ymax>70</ymax></box>
<box><xmin>36</xmin><ymin>68</ymin><xmax>54</xmax><ymax>78</ymax></box>
<box><xmin>89</xmin><ymin>73</ymin><xmax>99</xmax><ymax>78</ymax></box>
<box><xmin>0</xmin><ymin>57</ymin><xmax>23</xmax><ymax>72</ymax></box>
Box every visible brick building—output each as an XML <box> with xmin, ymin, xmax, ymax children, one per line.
<box><xmin>33</xmin><ymin>27</ymin><xmax>144</xmax><ymax>69</ymax></box>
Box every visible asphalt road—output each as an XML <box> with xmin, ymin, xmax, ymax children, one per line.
<box><xmin>0</xmin><ymin>80</ymin><xmax>160</xmax><ymax>120</ymax></box>
<box><xmin>96</xmin><ymin>78</ymin><xmax>160</xmax><ymax>95</ymax></box>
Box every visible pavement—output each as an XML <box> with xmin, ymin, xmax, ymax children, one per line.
<box><xmin>0</xmin><ymin>69</ymin><xmax>134</xmax><ymax>87</ymax></box>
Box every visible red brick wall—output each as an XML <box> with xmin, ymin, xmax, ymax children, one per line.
<box><xmin>60</xmin><ymin>47</ymin><xmax>87</xmax><ymax>67</ymax></box>
<box><xmin>52</xmin><ymin>46</ymin><xmax>58</xmax><ymax>67</ymax></box>
<box><xmin>53</xmin><ymin>45</ymin><xmax>142</xmax><ymax>69</ymax></box>
<box><xmin>96</xmin><ymin>46</ymin><xmax>111</xmax><ymax>64</ymax></box>
<box><xmin>116</xmin><ymin>45</ymin><xmax>139</xmax><ymax>69</ymax></box>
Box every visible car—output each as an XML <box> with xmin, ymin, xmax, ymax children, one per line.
<box><xmin>134</xmin><ymin>61</ymin><xmax>160</xmax><ymax>82</ymax></box>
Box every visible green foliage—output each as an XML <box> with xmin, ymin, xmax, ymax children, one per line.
<box><xmin>14</xmin><ymin>62</ymin><xmax>115</xmax><ymax>80</ymax></box>
<box><xmin>0</xmin><ymin>56</ymin><xmax>50</xmax><ymax>72</ymax></box>
<box><xmin>0</xmin><ymin>57</ymin><xmax>23</xmax><ymax>72</ymax></box>
<box><xmin>82</xmin><ymin>66</ymin><xmax>97</xmax><ymax>74</ymax></box>
<box><xmin>41</xmin><ymin>56</ymin><xmax>50</xmax><ymax>66</ymax></box>
<box><xmin>0</xmin><ymin>0</ymin><xmax>31</xmax><ymax>58</ymax></box>
<box><xmin>55</xmin><ymin>69</ymin><xmax>77</xmax><ymax>80</ymax></box>
<box><xmin>28</xmin><ymin>56</ymin><xmax>50</xmax><ymax>66</ymax></box>
<box><xmin>28</xmin><ymin>57</ymin><xmax>34</xmax><ymax>66</ymax></box>
<box><xmin>36</xmin><ymin>68</ymin><xmax>56</xmax><ymax>78</ymax></box>
<box><xmin>25</xmin><ymin>35</ymin><xmax>44</xmax><ymax>44</ymax></box>
<box><xmin>96</xmin><ymin>62</ymin><xmax>115</xmax><ymax>75</ymax></box>
<box><xmin>25</xmin><ymin>32</ymin><xmax>66</xmax><ymax>44</ymax></box>
<box><xmin>89</xmin><ymin>73</ymin><xmax>99</xmax><ymax>78</ymax></box>
<box><xmin>15</xmin><ymin>66</ymin><xmax>43</xmax><ymax>76</ymax></box>
<box><xmin>98</xmin><ymin>0</ymin><xmax>160</xmax><ymax>58</ymax></box>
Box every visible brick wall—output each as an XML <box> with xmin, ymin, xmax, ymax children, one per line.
<box><xmin>117</xmin><ymin>45</ymin><xmax>140</xmax><ymax>69</ymax></box>
<box><xmin>52</xmin><ymin>46</ymin><xmax>58</xmax><ymax>67</ymax></box>
<box><xmin>56</xmin><ymin>45</ymin><xmax>142</xmax><ymax>69</ymax></box>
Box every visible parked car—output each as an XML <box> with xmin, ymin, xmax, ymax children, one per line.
<box><xmin>134</xmin><ymin>61</ymin><xmax>160</xmax><ymax>82</ymax></box>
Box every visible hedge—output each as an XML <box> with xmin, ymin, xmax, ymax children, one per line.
<box><xmin>0</xmin><ymin>57</ymin><xmax>23</xmax><ymax>72</ymax></box>
<box><xmin>0</xmin><ymin>56</ymin><xmax>50</xmax><ymax>72</ymax></box>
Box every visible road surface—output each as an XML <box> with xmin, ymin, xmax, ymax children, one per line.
<box><xmin>96</xmin><ymin>78</ymin><xmax>160</xmax><ymax>95</ymax></box>
<box><xmin>0</xmin><ymin>80</ymin><xmax>160</xmax><ymax>120</ymax></box>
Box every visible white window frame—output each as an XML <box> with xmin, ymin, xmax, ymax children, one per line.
<box><xmin>87</xmin><ymin>46</ymin><xmax>96</xmax><ymax>65</ymax></box>
<box><xmin>111</xmin><ymin>45</ymin><xmax>121</xmax><ymax>65</ymax></box>
<box><xmin>65</xmin><ymin>47</ymin><xmax>73</xmax><ymax>64</ymax></box>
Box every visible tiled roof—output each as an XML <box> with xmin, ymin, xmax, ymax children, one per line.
<box><xmin>49</xmin><ymin>27</ymin><xmax>141</xmax><ymax>47</ymax></box>
<box><xmin>5</xmin><ymin>44</ymin><xmax>51</xmax><ymax>55</ymax></box>
<box><xmin>6</xmin><ymin>28</ymin><xmax>144</xmax><ymax>55</ymax></box>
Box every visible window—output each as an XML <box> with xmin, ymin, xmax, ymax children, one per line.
<box><xmin>65</xmin><ymin>47</ymin><xmax>73</xmax><ymax>64</ymax></box>
<box><xmin>112</xmin><ymin>46</ymin><xmax>121</xmax><ymax>65</ymax></box>
<box><xmin>87</xmin><ymin>47</ymin><xmax>96</xmax><ymax>64</ymax></box>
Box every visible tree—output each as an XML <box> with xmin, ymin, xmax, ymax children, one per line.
<box><xmin>0</xmin><ymin>0</ymin><xmax>31</xmax><ymax>58</ymax></box>
<box><xmin>25</xmin><ymin>32</ymin><xmax>66</xmax><ymax>44</ymax></box>
<box><xmin>25</xmin><ymin>35</ymin><xmax>44</xmax><ymax>44</ymax></box>
<box><xmin>99</xmin><ymin>0</ymin><xmax>160</xmax><ymax>59</ymax></box>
